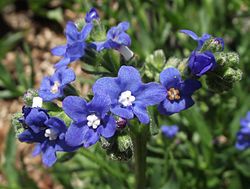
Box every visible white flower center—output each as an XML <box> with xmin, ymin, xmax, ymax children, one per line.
<box><xmin>32</xmin><ymin>97</ymin><xmax>43</xmax><ymax>108</ymax></box>
<box><xmin>117</xmin><ymin>46</ymin><xmax>134</xmax><ymax>61</ymax></box>
<box><xmin>50</xmin><ymin>81</ymin><xmax>60</xmax><ymax>94</ymax></box>
<box><xmin>118</xmin><ymin>90</ymin><xmax>135</xmax><ymax>107</ymax></box>
<box><xmin>87</xmin><ymin>114</ymin><xmax>101</xmax><ymax>129</ymax></box>
<box><xmin>44</xmin><ymin>128</ymin><xmax>58</xmax><ymax>140</ymax></box>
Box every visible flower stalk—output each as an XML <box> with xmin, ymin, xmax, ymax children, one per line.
<box><xmin>131</xmin><ymin>124</ymin><xmax>149</xmax><ymax>189</ymax></box>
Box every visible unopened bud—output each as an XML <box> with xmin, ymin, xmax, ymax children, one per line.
<box><xmin>11</xmin><ymin>113</ymin><xmax>25</xmax><ymax>138</ymax></box>
<box><xmin>201</xmin><ymin>37</ymin><xmax>224</xmax><ymax>52</ymax></box>
<box><xmin>223</xmin><ymin>67</ymin><xmax>242</xmax><ymax>83</ymax></box>
<box><xmin>23</xmin><ymin>89</ymin><xmax>38</xmax><ymax>106</ymax></box>
<box><xmin>116</xmin><ymin>117</ymin><xmax>127</xmax><ymax>129</ymax></box>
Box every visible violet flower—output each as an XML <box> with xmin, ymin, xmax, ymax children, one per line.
<box><xmin>158</xmin><ymin>67</ymin><xmax>201</xmax><ymax>115</ymax></box>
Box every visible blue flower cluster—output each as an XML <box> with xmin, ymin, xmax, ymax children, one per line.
<box><xmin>180</xmin><ymin>29</ymin><xmax>224</xmax><ymax>77</ymax></box>
<box><xmin>235</xmin><ymin>112</ymin><xmax>250</xmax><ymax>150</ymax></box>
<box><xmin>17</xmin><ymin>8</ymin><xmax>225</xmax><ymax>167</ymax></box>
<box><xmin>18</xmin><ymin>107</ymin><xmax>76</xmax><ymax>167</ymax></box>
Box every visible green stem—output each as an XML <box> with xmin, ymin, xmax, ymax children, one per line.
<box><xmin>131</xmin><ymin>124</ymin><xmax>149</xmax><ymax>189</ymax></box>
<box><xmin>79</xmin><ymin>148</ymin><xmax>124</xmax><ymax>181</ymax></box>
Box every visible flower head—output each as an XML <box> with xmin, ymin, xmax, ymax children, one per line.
<box><xmin>39</xmin><ymin>67</ymin><xmax>76</xmax><ymax>102</ymax></box>
<box><xmin>93</xmin><ymin>66</ymin><xmax>166</xmax><ymax>124</ymax></box>
<box><xmin>161</xmin><ymin>125</ymin><xmax>179</xmax><ymax>139</ymax></box>
<box><xmin>18</xmin><ymin>107</ymin><xmax>75</xmax><ymax>167</ymax></box>
<box><xmin>180</xmin><ymin>29</ymin><xmax>211</xmax><ymax>50</ymax></box>
<box><xmin>85</xmin><ymin>8</ymin><xmax>99</xmax><ymax>23</ymax></box>
<box><xmin>62</xmin><ymin>94</ymin><xmax>116</xmax><ymax>148</ymax></box>
<box><xmin>93</xmin><ymin>21</ymin><xmax>131</xmax><ymax>51</ymax></box>
<box><xmin>51</xmin><ymin>21</ymin><xmax>92</xmax><ymax>68</ymax></box>
<box><xmin>158</xmin><ymin>68</ymin><xmax>201</xmax><ymax>115</ymax></box>
<box><xmin>188</xmin><ymin>51</ymin><xmax>216</xmax><ymax>77</ymax></box>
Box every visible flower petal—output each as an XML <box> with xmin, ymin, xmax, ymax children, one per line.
<box><xmin>135</xmin><ymin>82</ymin><xmax>166</xmax><ymax>106</ymax></box>
<box><xmin>83</xmin><ymin>129</ymin><xmax>99</xmax><ymax>148</ymax></box>
<box><xmin>97</xmin><ymin>115</ymin><xmax>116</xmax><ymax>138</ymax></box>
<box><xmin>54</xmin><ymin>67</ymin><xmax>76</xmax><ymax>86</ymax></box>
<box><xmin>45</xmin><ymin>117</ymin><xmax>67</xmax><ymax>134</ymax></box>
<box><xmin>132</xmin><ymin>104</ymin><xmax>150</xmax><ymax>124</ymax></box>
<box><xmin>65</xmin><ymin>21</ymin><xmax>79</xmax><ymax>44</ymax></box>
<box><xmin>51</xmin><ymin>45</ymin><xmax>67</xmax><ymax>56</ymax></box>
<box><xmin>32</xmin><ymin>144</ymin><xmax>41</xmax><ymax>156</ymax></box>
<box><xmin>54</xmin><ymin>58</ymin><xmax>71</xmax><ymax>69</ymax></box>
<box><xmin>180</xmin><ymin>79</ymin><xmax>201</xmax><ymax>96</ymax></box>
<box><xmin>80</xmin><ymin>23</ymin><xmax>93</xmax><ymax>40</ymax></box>
<box><xmin>117</xmin><ymin>66</ymin><xmax>142</xmax><ymax>92</ymax></box>
<box><xmin>92</xmin><ymin>77</ymin><xmax>121</xmax><ymax>102</ymax></box>
<box><xmin>159</xmin><ymin>68</ymin><xmax>181</xmax><ymax>89</ymax></box>
<box><xmin>87</xmin><ymin>93</ymin><xmax>111</xmax><ymax>118</ymax></box>
<box><xmin>65</xmin><ymin>122</ymin><xmax>88</xmax><ymax>147</ymax></box>
<box><xmin>42</xmin><ymin>145</ymin><xmax>57</xmax><ymax>167</ymax></box>
<box><xmin>111</xmin><ymin>105</ymin><xmax>134</xmax><ymax>120</ymax></box>
<box><xmin>180</xmin><ymin>30</ymin><xmax>199</xmax><ymax>40</ymax></box>
<box><xmin>62</xmin><ymin>96</ymin><xmax>88</xmax><ymax>123</ymax></box>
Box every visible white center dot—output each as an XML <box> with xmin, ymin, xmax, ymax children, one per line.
<box><xmin>87</xmin><ymin>114</ymin><xmax>101</xmax><ymax>129</ymax></box>
<box><xmin>44</xmin><ymin>128</ymin><xmax>58</xmax><ymax>140</ymax></box>
<box><xmin>118</xmin><ymin>90</ymin><xmax>135</xmax><ymax>107</ymax></box>
<box><xmin>50</xmin><ymin>81</ymin><xmax>61</xmax><ymax>94</ymax></box>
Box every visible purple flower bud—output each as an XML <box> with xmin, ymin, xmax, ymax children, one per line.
<box><xmin>85</xmin><ymin>8</ymin><xmax>99</xmax><ymax>23</ymax></box>
<box><xmin>188</xmin><ymin>51</ymin><xmax>216</xmax><ymax>77</ymax></box>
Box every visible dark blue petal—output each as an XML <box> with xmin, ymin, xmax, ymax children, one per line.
<box><xmin>65</xmin><ymin>122</ymin><xmax>88</xmax><ymax>147</ymax></box>
<box><xmin>32</xmin><ymin>144</ymin><xmax>41</xmax><ymax>156</ymax></box>
<box><xmin>117</xmin><ymin>66</ymin><xmax>142</xmax><ymax>92</ymax></box>
<box><xmin>45</xmin><ymin>117</ymin><xmax>67</xmax><ymax>134</ymax></box>
<box><xmin>80</xmin><ymin>23</ymin><xmax>93</xmax><ymax>40</ymax></box>
<box><xmin>65</xmin><ymin>21</ymin><xmax>79</xmax><ymax>44</ymax></box>
<box><xmin>180</xmin><ymin>30</ymin><xmax>199</xmax><ymax>40</ymax></box>
<box><xmin>39</xmin><ymin>77</ymin><xmax>63</xmax><ymax>102</ymax></box>
<box><xmin>54</xmin><ymin>58</ymin><xmax>71</xmax><ymax>69</ymax></box>
<box><xmin>93</xmin><ymin>77</ymin><xmax>121</xmax><ymax>102</ymax></box>
<box><xmin>132</xmin><ymin>104</ymin><xmax>150</xmax><ymax>124</ymax></box>
<box><xmin>87</xmin><ymin>93</ymin><xmax>111</xmax><ymax>118</ymax></box>
<box><xmin>135</xmin><ymin>82</ymin><xmax>166</xmax><ymax>106</ymax></box>
<box><xmin>63</xmin><ymin>96</ymin><xmax>88</xmax><ymax>123</ymax></box>
<box><xmin>180</xmin><ymin>79</ymin><xmax>201</xmax><ymax>96</ymax></box>
<box><xmin>118</xmin><ymin>21</ymin><xmax>130</xmax><ymax>31</ymax></box>
<box><xmin>66</xmin><ymin>42</ymin><xmax>86</xmax><ymax>58</ymax></box>
<box><xmin>85</xmin><ymin>8</ymin><xmax>99</xmax><ymax>23</ymax></box>
<box><xmin>54</xmin><ymin>67</ymin><xmax>76</xmax><ymax>86</ymax></box>
<box><xmin>158</xmin><ymin>97</ymin><xmax>194</xmax><ymax>115</ymax></box>
<box><xmin>42</xmin><ymin>145</ymin><xmax>57</xmax><ymax>167</ymax></box>
<box><xmin>111</xmin><ymin>105</ymin><xmax>134</xmax><ymax>120</ymax></box>
<box><xmin>82</xmin><ymin>129</ymin><xmax>99</xmax><ymax>148</ymax></box>
<box><xmin>159</xmin><ymin>67</ymin><xmax>181</xmax><ymax>89</ymax></box>
<box><xmin>51</xmin><ymin>45</ymin><xmax>67</xmax><ymax>56</ymax></box>
<box><xmin>97</xmin><ymin>115</ymin><xmax>116</xmax><ymax>138</ymax></box>
<box><xmin>25</xmin><ymin>109</ymin><xmax>49</xmax><ymax>133</ymax></box>
<box><xmin>18</xmin><ymin>129</ymin><xmax>45</xmax><ymax>143</ymax></box>
<box><xmin>116</xmin><ymin>32</ymin><xmax>131</xmax><ymax>46</ymax></box>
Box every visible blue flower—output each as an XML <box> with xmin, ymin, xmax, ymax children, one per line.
<box><xmin>188</xmin><ymin>51</ymin><xmax>216</xmax><ymax>77</ymax></box>
<box><xmin>18</xmin><ymin>108</ymin><xmax>75</xmax><ymax>167</ymax></box>
<box><xmin>62</xmin><ymin>93</ymin><xmax>116</xmax><ymax>148</ymax></box>
<box><xmin>85</xmin><ymin>8</ymin><xmax>99</xmax><ymax>23</ymax></box>
<box><xmin>93</xmin><ymin>21</ymin><xmax>131</xmax><ymax>51</ymax></box>
<box><xmin>161</xmin><ymin>125</ymin><xmax>179</xmax><ymax>139</ymax></box>
<box><xmin>158</xmin><ymin>68</ymin><xmax>201</xmax><ymax>115</ymax></box>
<box><xmin>93</xmin><ymin>66</ymin><xmax>166</xmax><ymax>124</ymax></box>
<box><xmin>236</xmin><ymin>112</ymin><xmax>250</xmax><ymax>150</ymax></box>
<box><xmin>180</xmin><ymin>29</ymin><xmax>211</xmax><ymax>50</ymax></box>
<box><xmin>39</xmin><ymin>67</ymin><xmax>76</xmax><ymax>102</ymax></box>
<box><xmin>51</xmin><ymin>21</ymin><xmax>92</xmax><ymax>69</ymax></box>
